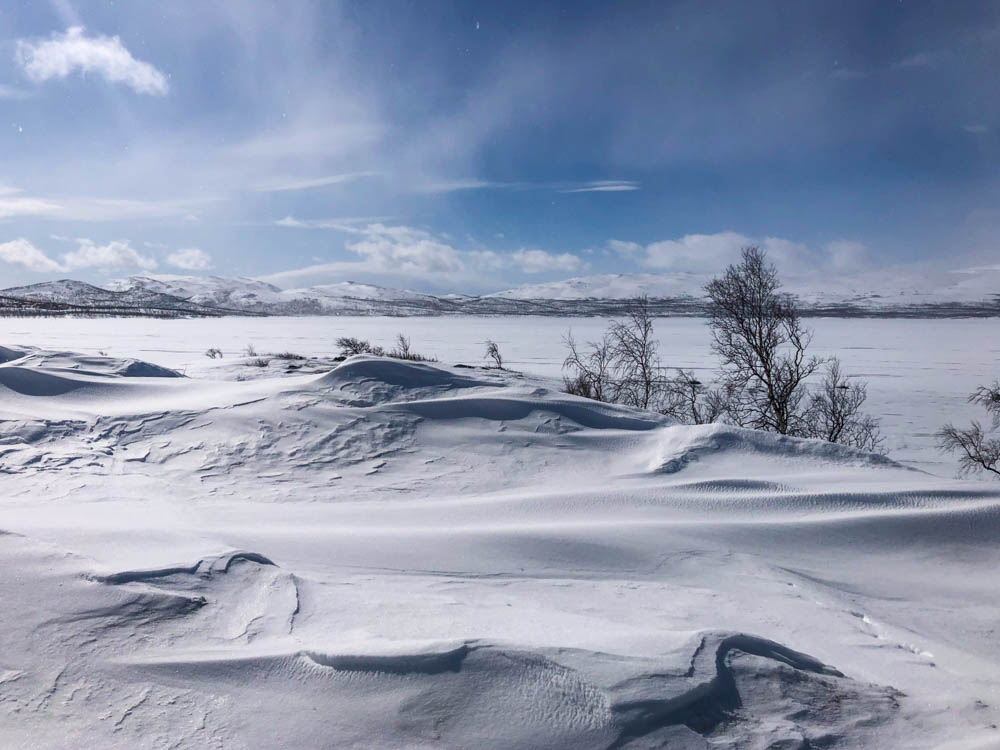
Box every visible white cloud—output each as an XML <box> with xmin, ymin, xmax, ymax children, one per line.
<box><xmin>0</xmin><ymin>194</ymin><xmax>62</xmax><ymax>219</ymax></box>
<box><xmin>347</xmin><ymin>224</ymin><xmax>466</xmax><ymax>275</ymax></box>
<box><xmin>613</xmin><ymin>231</ymin><xmax>870</xmax><ymax>274</ymax></box>
<box><xmin>16</xmin><ymin>26</ymin><xmax>169</xmax><ymax>96</ymax></box>
<box><xmin>62</xmin><ymin>239</ymin><xmax>157</xmax><ymax>270</ymax></box>
<box><xmin>510</xmin><ymin>248</ymin><xmax>582</xmax><ymax>273</ymax></box>
<box><xmin>0</xmin><ymin>237</ymin><xmax>160</xmax><ymax>274</ymax></box>
<box><xmin>605</xmin><ymin>239</ymin><xmax>642</xmax><ymax>257</ymax></box>
<box><xmin>413</xmin><ymin>178</ymin><xmax>640</xmax><ymax>194</ymax></box>
<box><xmin>559</xmin><ymin>180</ymin><xmax>639</xmax><ymax>194</ymax></box>
<box><xmin>251</xmin><ymin>171</ymin><xmax>378</xmax><ymax>193</ymax></box>
<box><xmin>166</xmin><ymin>247</ymin><xmax>213</xmax><ymax>270</ymax></box>
<box><xmin>0</xmin><ymin>238</ymin><xmax>64</xmax><ymax>273</ymax></box>
<box><xmin>261</xmin><ymin>223</ymin><xmax>585</xmax><ymax>288</ymax></box>
<box><xmin>273</xmin><ymin>216</ymin><xmax>383</xmax><ymax>231</ymax></box>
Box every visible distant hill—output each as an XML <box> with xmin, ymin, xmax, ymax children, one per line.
<box><xmin>2</xmin><ymin>269</ymin><xmax>997</xmax><ymax>318</ymax></box>
<box><xmin>0</xmin><ymin>279</ymin><xmax>245</xmax><ymax>318</ymax></box>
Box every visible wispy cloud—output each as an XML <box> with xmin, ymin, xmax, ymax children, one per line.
<box><xmin>414</xmin><ymin>178</ymin><xmax>640</xmax><ymax>194</ymax></box>
<box><xmin>251</xmin><ymin>171</ymin><xmax>378</xmax><ymax>193</ymax></box>
<box><xmin>274</xmin><ymin>216</ymin><xmax>385</xmax><ymax>231</ymax></box>
<box><xmin>892</xmin><ymin>51</ymin><xmax>942</xmax><ymax>70</ymax></box>
<box><xmin>0</xmin><ymin>194</ymin><xmax>62</xmax><ymax>220</ymax></box>
<box><xmin>558</xmin><ymin>180</ymin><xmax>640</xmax><ymax>194</ymax></box>
<box><xmin>16</xmin><ymin>27</ymin><xmax>169</xmax><ymax>96</ymax></box>
<box><xmin>0</xmin><ymin>84</ymin><xmax>31</xmax><ymax>100</ymax></box>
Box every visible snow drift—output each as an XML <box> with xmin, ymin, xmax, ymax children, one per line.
<box><xmin>0</xmin><ymin>347</ymin><xmax>997</xmax><ymax>748</ymax></box>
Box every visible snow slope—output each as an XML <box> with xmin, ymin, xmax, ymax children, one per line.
<box><xmin>0</xmin><ymin>349</ymin><xmax>998</xmax><ymax>748</ymax></box>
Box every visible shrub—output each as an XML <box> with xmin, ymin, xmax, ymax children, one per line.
<box><xmin>336</xmin><ymin>337</ymin><xmax>385</xmax><ymax>357</ymax></box>
<box><xmin>205</xmin><ymin>347</ymin><xmax>223</xmax><ymax>359</ymax></box>
<box><xmin>485</xmin><ymin>340</ymin><xmax>503</xmax><ymax>369</ymax></box>
<box><xmin>937</xmin><ymin>381</ymin><xmax>1000</xmax><ymax>477</ymax></box>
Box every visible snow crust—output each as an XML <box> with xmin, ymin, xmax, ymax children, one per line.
<box><xmin>0</xmin><ymin>345</ymin><xmax>998</xmax><ymax>748</ymax></box>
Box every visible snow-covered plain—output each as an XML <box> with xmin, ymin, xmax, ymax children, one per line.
<box><xmin>0</xmin><ymin>318</ymin><xmax>998</xmax><ymax>748</ymax></box>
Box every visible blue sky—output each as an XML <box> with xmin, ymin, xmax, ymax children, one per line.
<box><xmin>0</xmin><ymin>0</ymin><xmax>998</xmax><ymax>292</ymax></box>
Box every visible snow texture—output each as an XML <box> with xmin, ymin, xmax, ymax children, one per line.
<box><xmin>0</xmin><ymin>343</ymin><xmax>998</xmax><ymax>748</ymax></box>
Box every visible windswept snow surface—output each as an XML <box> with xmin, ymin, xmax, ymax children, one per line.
<box><xmin>1</xmin><ymin>347</ymin><xmax>999</xmax><ymax>748</ymax></box>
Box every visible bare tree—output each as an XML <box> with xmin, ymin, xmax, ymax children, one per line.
<box><xmin>705</xmin><ymin>246</ymin><xmax>821</xmax><ymax>435</ymax></box>
<box><xmin>937</xmin><ymin>381</ymin><xmax>1000</xmax><ymax>477</ymax></box>
<box><xmin>609</xmin><ymin>297</ymin><xmax>661</xmax><ymax>409</ymax></box>
<box><xmin>485</xmin><ymin>339</ymin><xmax>503</xmax><ymax>369</ymax></box>
<box><xmin>562</xmin><ymin>331</ymin><xmax>616</xmax><ymax>402</ymax></box>
<box><xmin>393</xmin><ymin>333</ymin><xmax>412</xmax><ymax>359</ymax></box>
<box><xmin>803</xmin><ymin>358</ymin><xmax>884</xmax><ymax>453</ymax></box>
<box><xmin>659</xmin><ymin>369</ymin><xmax>727</xmax><ymax>425</ymax></box>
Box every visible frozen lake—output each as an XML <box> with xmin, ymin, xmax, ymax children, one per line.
<box><xmin>1</xmin><ymin>315</ymin><xmax>996</xmax><ymax>473</ymax></box>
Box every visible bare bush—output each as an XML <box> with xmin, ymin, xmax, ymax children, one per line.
<box><xmin>705</xmin><ymin>246</ymin><xmax>821</xmax><ymax>435</ymax></box>
<box><xmin>937</xmin><ymin>381</ymin><xmax>1000</xmax><ymax>477</ymax></box>
<box><xmin>389</xmin><ymin>333</ymin><xmax>436</xmax><ymax>362</ymax></box>
<box><xmin>336</xmin><ymin>336</ymin><xmax>385</xmax><ymax>358</ymax></box>
<box><xmin>609</xmin><ymin>297</ymin><xmax>661</xmax><ymax>409</ymax></box>
<box><xmin>243</xmin><ymin>343</ymin><xmax>258</xmax><ymax>358</ymax></box>
<box><xmin>392</xmin><ymin>334</ymin><xmax>412</xmax><ymax>359</ymax></box>
<box><xmin>272</xmin><ymin>351</ymin><xmax>306</xmax><ymax>360</ymax></box>
<box><xmin>803</xmin><ymin>358</ymin><xmax>884</xmax><ymax>453</ymax></box>
<box><xmin>247</xmin><ymin>357</ymin><xmax>271</xmax><ymax>368</ymax></box>
<box><xmin>660</xmin><ymin>370</ymin><xmax>727</xmax><ymax>425</ymax></box>
<box><xmin>562</xmin><ymin>331</ymin><xmax>615</xmax><ymax>402</ymax></box>
<box><xmin>562</xmin><ymin>298</ymin><xmax>666</xmax><ymax>409</ymax></box>
<box><xmin>485</xmin><ymin>339</ymin><xmax>503</xmax><ymax>369</ymax></box>
<box><xmin>205</xmin><ymin>347</ymin><xmax>223</xmax><ymax>359</ymax></box>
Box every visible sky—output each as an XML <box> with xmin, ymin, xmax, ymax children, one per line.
<box><xmin>0</xmin><ymin>0</ymin><xmax>998</xmax><ymax>293</ymax></box>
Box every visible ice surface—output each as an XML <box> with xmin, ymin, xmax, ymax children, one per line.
<box><xmin>0</xmin><ymin>335</ymin><xmax>998</xmax><ymax>748</ymax></box>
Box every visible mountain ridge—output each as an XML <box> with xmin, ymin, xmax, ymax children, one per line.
<box><xmin>1</xmin><ymin>270</ymin><xmax>998</xmax><ymax>318</ymax></box>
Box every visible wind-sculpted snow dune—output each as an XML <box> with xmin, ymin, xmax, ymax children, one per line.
<box><xmin>1</xmin><ymin>349</ymin><xmax>998</xmax><ymax>748</ymax></box>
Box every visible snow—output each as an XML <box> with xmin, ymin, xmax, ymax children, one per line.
<box><xmin>0</xmin><ymin>322</ymin><xmax>998</xmax><ymax>748</ymax></box>
<box><xmin>492</xmin><ymin>267</ymin><xmax>1000</xmax><ymax>308</ymax></box>
<box><xmin>106</xmin><ymin>274</ymin><xmax>440</xmax><ymax>314</ymax></box>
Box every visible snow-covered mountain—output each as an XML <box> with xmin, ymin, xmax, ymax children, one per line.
<box><xmin>3</xmin><ymin>268</ymin><xmax>998</xmax><ymax>318</ymax></box>
<box><xmin>491</xmin><ymin>267</ymin><xmax>1000</xmax><ymax>311</ymax></box>
<box><xmin>488</xmin><ymin>272</ymin><xmax>704</xmax><ymax>300</ymax></box>
<box><xmin>105</xmin><ymin>275</ymin><xmax>286</xmax><ymax>309</ymax></box>
<box><xmin>0</xmin><ymin>279</ymin><xmax>233</xmax><ymax>317</ymax></box>
<box><xmin>109</xmin><ymin>275</ymin><xmax>444</xmax><ymax>315</ymax></box>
